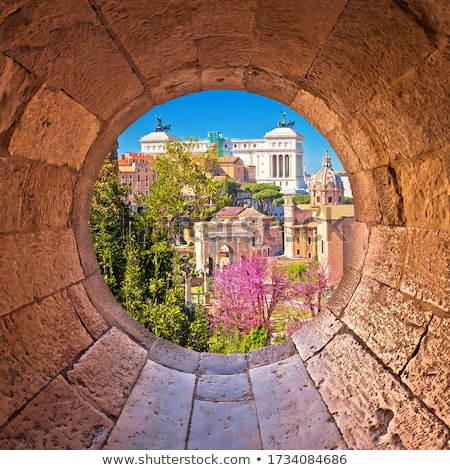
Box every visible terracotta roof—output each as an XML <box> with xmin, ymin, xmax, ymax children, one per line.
<box><xmin>215</xmin><ymin>206</ymin><xmax>245</xmax><ymax>218</ymax></box>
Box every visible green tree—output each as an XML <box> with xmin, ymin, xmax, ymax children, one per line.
<box><xmin>89</xmin><ymin>153</ymin><xmax>132</xmax><ymax>299</ymax></box>
<box><xmin>242</xmin><ymin>183</ymin><xmax>282</xmax><ymax>214</ymax></box>
<box><xmin>137</xmin><ymin>139</ymin><xmax>220</xmax><ymax>240</ymax></box>
<box><xmin>292</xmin><ymin>194</ymin><xmax>311</xmax><ymax>205</ymax></box>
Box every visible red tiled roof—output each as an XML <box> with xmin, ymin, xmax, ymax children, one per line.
<box><xmin>215</xmin><ymin>206</ymin><xmax>245</xmax><ymax>218</ymax></box>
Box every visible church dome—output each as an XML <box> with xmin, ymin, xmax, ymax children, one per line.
<box><xmin>309</xmin><ymin>151</ymin><xmax>344</xmax><ymax>204</ymax></box>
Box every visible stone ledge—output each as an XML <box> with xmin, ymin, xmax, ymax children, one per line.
<box><xmin>248</xmin><ymin>338</ymin><xmax>297</xmax><ymax>368</ymax></box>
<box><xmin>148</xmin><ymin>337</ymin><xmax>200</xmax><ymax>373</ymax></box>
<box><xmin>292</xmin><ymin>309</ymin><xmax>342</xmax><ymax>361</ymax></box>
<box><xmin>0</xmin><ymin>376</ymin><xmax>113</xmax><ymax>450</ymax></box>
<box><xmin>67</xmin><ymin>327</ymin><xmax>148</xmax><ymax>417</ymax></box>
<box><xmin>198</xmin><ymin>352</ymin><xmax>248</xmax><ymax>375</ymax></box>
<box><xmin>306</xmin><ymin>333</ymin><xmax>450</xmax><ymax>449</ymax></box>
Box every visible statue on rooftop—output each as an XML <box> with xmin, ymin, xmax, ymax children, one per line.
<box><xmin>154</xmin><ymin>115</ymin><xmax>171</xmax><ymax>132</ymax></box>
<box><xmin>278</xmin><ymin>111</ymin><xmax>295</xmax><ymax>128</ymax></box>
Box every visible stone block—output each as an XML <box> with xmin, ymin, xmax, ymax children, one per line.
<box><xmin>363</xmin><ymin>225</ymin><xmax>407</xmax><ymax>288</ymax></box>
<box><xmin>190</xmin><ymin>0</ymin><xmax>256</xmax><ymax>38</ymax></box>
<box><xmin>148</xmin><ymin>337</ymin><xmax>199</xmax><ymax>373</ymax></box>
<box><xmin>67</xmin><ymin>328</ymin><xmax>148</xmax><ymax>417</ymax></box>
<box><xmin>197</xmin><ymin>36</ymin><xmax>252</xmax><ymax>68</ymax></box>
<box><xmin>0</xmin><ymin>55</ymin><xmax>36</xmax><ymax>150</ymax></box>
<box><xmin>372</xmin><ymin>166</ymin><xmax>405</xmax><ymax>226</ymax></box>
<box><xmin>292</xmin><ymin>309</ymin><xmax>342</xmax><ymax>361</ymax></box>
<box><xmin>307</xmin><ymin>0</ymin><xmax>433</xmax><ymax>115</ymax></box>
<box><xmin>0</xmin><ymin>157</ymin><xmax>31</xmax><ymax>231</ymax></box>
<box><xmin>396</xmin><ymin>156</ymin><xmax>450</xmax><ymax>231</ymax></box>
<box><xmin>251</xmin><ymin>355</ymin><xmax>347</xmax><ymax>450</ymax></box>
<box><xmin>0</xmin><ymin>377</ymin><xmax>113</xmax><ymax>449</ymax></box>
<box><xmin>0</xmin><ymin>228</ymin><xmax>84</xmax><ymax>316</ymax></box>
<box><xmin>20</xmin><ymin>161</ymin><xmax>76</xmax><ymax>229</ymax></box>
<box><xmin>346</xmin><ymin>222</ymin><xmax>369</xmax><ymax>272</ymax></box>
<box><xmin>327</xmin><ymin>267</ymin><xmax>361</xmax><ymax>316</ymax></box>
<box><xmin>196</xmin><ymin>374</ymin><xmax>251</xmax><ymax>401</ymax></box>
<box><xmin>365</xmin><ymin>47</ymin><xmax>450</xmax><ymax>162</ymax></box>
<box><xmin>198</xmin><ymin>352</ymin><xmax>247</xmax><ymax>375</ymax></box>
<box><xmin>306</xmin><ymin>333</ymin><xmax>449</xmax><ymax>449</ymax></box>
<box><xmin>188</xmin><ymin>400</ymin><xmax>261</xmax><ymax>450</ymax></box>
<box><xmin>201</xmin><ymin>68</ymin><xmax>246</xmax><ymax>91</ymax></box>
<box><xmin>402</xmin><ymin>316</ymin><xmax>450</xmax><ymax>428</ymax></box>
<box><xmin>105</xmin><ymin>360</ymin><xmax>195</xmax><ymax>450</ymax></box>
<box><xmin>245</xmin><ymin>70</ymin><xmax>298</xmax><ymax>109</ymax></box>
<box><xmin>342</xmin><ymin>277</ymin><xmax>432</xmax><ymax>374</ymax></box>
<box><xmin>338</xmin><ymin>112</ymin><xmax>390</xmax><ymax>170</ymax></box>
<box><xmin>0</xmin><ymin>292</ymin><xmax>93</xmax><ymax>427</ymax></box>
<box><xmin>9</xmin><ymin>86</ymin><xmax>100</xmax><ymax>170</ymax></box>
<box><xmin>401</xmin><ymin>228</ymin><xmax>450</xmax><ymax>312</ymax></box>
<box><xmin>348</xmin><ymin>171</ymin><xmax>381</xmax><ymax>224</ymax></box>
<box><xmin>96</xmin><ymin>0</ymin><xmax>197</xmax><ymax>82</ymax></box>
<box><xmin>67</xmin><ymin>283</ymin><xmax>108</xmax><ymax>339</ymax></box>
<box><xmin>252</xmin><ymin>0</ymin><xmax>348</xmax><ymax>81</ymax></box>
<box><xmin>147</xmin><ymin>67</ymin><xmax>202</xmax><ymax>106</ymax></box>
<box><xmin>248</xmin><ymin>339</ymin><xmax>296</xmax><ymax>368</ymax></box>
<box><xmin>0</xmin><ymin>2</ymin><xmax>143</xmax><ymax>119</ymax></box>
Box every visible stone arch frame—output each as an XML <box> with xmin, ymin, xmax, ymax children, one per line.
<box><xmin>0</xmin><ymin>0</ymin><xmax>449</xmax><ymax>450</ymax></box>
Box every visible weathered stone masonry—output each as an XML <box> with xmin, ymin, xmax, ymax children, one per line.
<box><xmin>0</xmin><ymin>0</ymin><xmax>449</xmax><ymax>449</ymax></box>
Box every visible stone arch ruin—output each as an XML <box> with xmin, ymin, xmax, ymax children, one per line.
<box><xmin>0</xmin><ymin>0</ymin><xmax>449</xmax><ymax>449</ymax></box>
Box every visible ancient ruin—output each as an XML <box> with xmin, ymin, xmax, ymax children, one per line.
<box><xmin>0</xmin><ymin>0</ymin><xmax>449</xmax><ymax>449</ymax></box>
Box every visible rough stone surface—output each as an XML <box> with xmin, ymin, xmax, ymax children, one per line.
<box><xmin>0</xmin><ymin>55</ymin><xmax>36</xmax><ymax>150</ymax></box>
<box><xmin>148</xmin><ymin>337</ymin><xmax>200</xmax><ymax>373</ymax></box>
<box><xmin>402</xmin><ymin>316</ymin><xmax>450</xmax><ymax>428</ymax></box>
<box><xmin>292</xmin><ymin>309</ymin><xmax>342</xmax><ymax>361</ymax></box>
<box><xmin>0</xmin><ymin>377</ymin><xmax>113</xmax><ymax>450</ymax></box>
<box><xmin>9</xmin><ymin>86</ymin><xmax>100</xmax><ymax>170</ymax></box>
<box><xmin>67</xmin><ymin>283</ymin><xmax>108</xmax><ymax>340</ymax></box>
<box><xmin>67</xmin><ymin>328</ymin><xmax>148</xmax><ymax>417</ymax></box>
<box><xmin>196</xmin><ymin>374</ymin><xmax>251</xmax><ymax>401</ymax></box>
<box><xmin>188</xmin><ymin>400</ymin><xmax>262</xmax><ymax>450</ymax></box>
<box><xmin>326</xmin><ymin>267</ymin><xmax>361</xmax><ymax>316</ymax></box>
<box><xmin>307</xmin><ymin>334</ymin><xmax>450</xmax><ymax>449</ymax></box>
<box><xmin>198</xmin><ymin>353</ymin><xmax>248</xmax><ymax>375</ymax></box>
<box><xmin>400</xmin><ymin>228</ymin><xmax>450</xmax><ymax>312</ymax></box>
<box><xmin>251</xmin><ymin>355</ymin><xmax>347</xmax><ymax>450</ymax></box>
<box><xmin>0</xmin><ymin>2</ymin><xmax>144</xmax><ymax>119</ymax></box>
<box><xmin>363</xmin><ymin>225</ymin><xmax>407</xmax><ymax>288</ymax></box>
<box><xmin>105</xmin><ymin>360</ymin><xmax>195</xmax><ymax>450</ymax></box>
<box><xmin>342</xmin><ymin>277</ymin><xmax>433</xmax><ymax>373</ymax></box>
<box><xmin>0</xmin><ymin>292</ymin><xmax>93</xmax><ymax>427</ymax></box>
<box><xmin>0</xmin><ymin>0</ymin><xmax>449</xmax><ymax>451</ymax></box>
<box><xmin>0</xmin><ymin>228</ymin><xmax>84</xmax><ymax>316</ymax></box>
<box><xmin>248</xmin><ymin>338</ymin><xmax>297</xmax><ymax>368</ymax></box>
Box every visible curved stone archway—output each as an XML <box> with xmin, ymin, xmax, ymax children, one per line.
<box><xmin>0</xmin><ymin>0</ymin><xmax>449</xmax><ymax>449</ymax></box>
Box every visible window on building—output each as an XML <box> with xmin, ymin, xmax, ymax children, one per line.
<box><xmin>307</xmin><ymin>236</ymin><xmax>312</xmax><ymax>245</ymax></box>
<box><xmin>297</xmin><ymin>249</ymin><xmax>300</xmax><ymax>255</ymax></box>
<box><xmin>328</xmin><ymin>196</ymin><xmax>333</xmax><ymax>203</ymax></box>
<box><xmin>317</xmin><ymin>196</ymin><xmax>320</xmax><ymax>203</ymax></box>
<box><xmin>307</xmin><ymin>252</ymin><xmax>312</xmax><ymax>259</ymax></box>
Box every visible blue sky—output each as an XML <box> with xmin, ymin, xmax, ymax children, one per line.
<box><xmin>117</xmin><ymin>90</ymin><xmax>340</xmax><ymax>174</ymax></box>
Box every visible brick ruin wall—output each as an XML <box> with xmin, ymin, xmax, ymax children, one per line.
<box><xmin>0</xmin><ymin>0</ymin><xmax>449</xmax><ymax>449</ymax></box>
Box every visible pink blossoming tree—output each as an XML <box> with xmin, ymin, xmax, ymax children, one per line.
<box><xmin>209</xmin><ymin>253</ymin><xmax>335</xmax><ymax>341</ymax></box>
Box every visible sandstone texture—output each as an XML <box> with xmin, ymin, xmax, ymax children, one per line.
<box><xmin>0</xmin><ymin>0</ymin><xmax>448</xmax><ymax>450</ymax></box>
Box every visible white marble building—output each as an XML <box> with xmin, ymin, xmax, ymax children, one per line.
<box><xmin>139</xmin><ymin>115</ymin><xmax>307</xmax><ymax>195</ymax></box>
